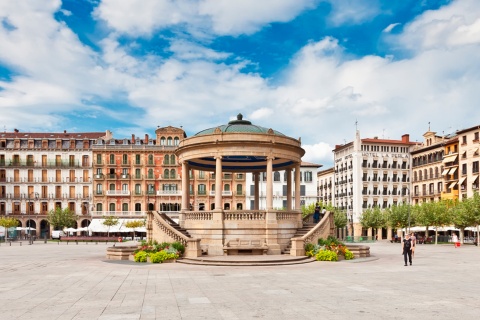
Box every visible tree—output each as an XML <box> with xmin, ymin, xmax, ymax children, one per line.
<box><xmin>0</xmin><ymin>217</ymin><xmax>19</xmax><ymax>242</ymax></box>
<box><xmin>124</xmin><ymin>219</ymin><xmax>145</xmax><ymax>241</ymax></box>
<box><xmin>47</xmin><ymin>207</ymin><xmax>77</xmax><ymax>230</ymax></box>
<box><xmin>412</xmin><ymin>201</ymin><xmax>437</xmax><ymax>241</ymax></box>
<box><xmin>333</xmin><ymin>208</ymin><xmax>348</xmax><ymax>229</ymax></box>
<box><xmin>427</xmin><ymin>200</ymin><xmax>453</xmax><ymax>244</ymax></box>
<box><xmin>360</xmin><ymin>206</ymin><xmax>386</xmax><ymax>238</ymax></box>
<box><xmin>301</xmin><ymin>202</ymin><xmax>317</xmax><ymax>217</ymax></box>
<box><xmin>452</xmin><ymin>198</ymin><xmax>477</xmax><ymax>243</ymax></box>
<box><xmin>387</xmin><ymin>203</ymin><xmax>411</xmax><ymax>234</ymax></box>
<box><xmin>103</xmin><ymin>216</ymin><xmax>119</xmax><ymax>238</ymax></box>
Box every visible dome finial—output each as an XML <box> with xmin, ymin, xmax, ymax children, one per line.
<box><xmin>237</xmin><ymin>113</ymin><xmax>243</xmax><ymax>120</ymax></box>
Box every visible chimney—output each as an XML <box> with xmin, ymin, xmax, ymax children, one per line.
<box><xmin>64</xmin><ymin>130</ymin><xmax>67</xmax><ymax>134</ymax></box>
<box><xmin>131</xmin><ymin>134</ymin><xmax>135</xmax><ymax>144</ymax></box>
<box><xmin>373</xmin><ymin>136</ymin><xmax>378</xmax><ymax>139</ymax></box>
<box><xmin>14</xmin><ymin>128</ymin><xmax>19</xmax><ymax>133</ymax></box>
<box><xmin>145</xmin><ymin>134</ymin><xmax>149</xmax><ymax>143</ymax></box>
<box><xmin>402</xmin><ymin>134</ymin><xmax>410</xmax><ymax>143</ymax></box>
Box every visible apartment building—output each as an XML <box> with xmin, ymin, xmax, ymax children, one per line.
<box><xmin>333</xmin><ymin>131</ymin><xmax>416</xmax><ymax>238</ymax></box>
<box><xmin>91</xmin><ymin>126</ymin><xmax>185</xmax><ymax>219</ymax></box>
<box><xmin>0</xmin><ymin>129</ymin><xmax>110</xmax><ymax>237</ymax></box>
<box><xmin>457</xmin><ymin>125</ymin><xmax>480</xmax><ymax>200</ymax></box>
<box><xmin>317</xmin><ymin>167</ymin><xmax>334</xmax><ymax>206</ymax></box>
<box><xmin>410</xmin><ymin>130</ymin><xmax>446</xmax><ymax>204</ymax></box>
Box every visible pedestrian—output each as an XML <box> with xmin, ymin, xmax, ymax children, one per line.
<box><xmin>313</xmin><ymin>206</ymin><xmax>320</xmax><ymax>223</ymax></box>
<box><xmin>402</xmin><ymin>233</ymin><xmax>413</xmax><ymax>266</ymax></box>
<box><xmin>410</xmin><ymin>232</ymin><xmax>416</xmax><ymax>258</ymax></box>
<box><xmin>452</xmin><ymin>232</ymin><xmax>459</xmax><ymax>248</ymax></box>
<box><xmin>320</xmin><ymin>207</ymin><xmax>327</xmax><ymax>220</ymax></box>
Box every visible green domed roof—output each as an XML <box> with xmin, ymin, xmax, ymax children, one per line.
<box><xmin>194</xmin><ymin>114</ymin><xmax>285</xmax><ymax>136</ymax></box>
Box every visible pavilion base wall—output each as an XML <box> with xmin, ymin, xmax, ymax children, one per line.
<box><xmin>182</xmin><ymin>211</ymin><xmax>303</xmax><ymax>256</ymax></box>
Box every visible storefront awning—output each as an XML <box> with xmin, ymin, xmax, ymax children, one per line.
<box><xmin>442</xmin><ymin>155</ymin><xmax>457</xmax><ymax>164</ymax></box>
<box><xmin>441</xmin><ymin>169</ymin><xmax>450</xmax><ymax>175</ymax></box>
<box><xmin>448</xmin><ymin>167</ymin><xmax>457</xmax><ymax>175</ymax></box>
<box><xmin>459</xmin><ymin>177</ymin><xmax>466</xmax><ymax>185</ymax></box>
<box><xmin>448</xmin><ymin>182</ymin><xmax>457</xmax><ymax>189</ymax></box>
<box><xmin>88</xmin><ymin>219</ymin><xmax>146</xmax><ymax>233</ymax></box>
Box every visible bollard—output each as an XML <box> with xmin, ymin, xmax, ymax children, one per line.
<box><xmin>76</xmin><ymin>240</ymin><xmax>78</xmax><ymax>245</ymax></box>
<box><xmin>96</xmin><ymin>241</ymin><xmax>98</xmax><ymax>245</ymax></box>
<box><xmin>10</xmin><ymin>241</ymin><xmax>12</xmax><ymax>246</ymax></box>
<box><xmin>20</xmin><ymin>242</ymin><xmax>22</xmax><ymax>246</ymax></box>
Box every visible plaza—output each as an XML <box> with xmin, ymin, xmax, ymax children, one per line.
<box><xmin>1</xmin><ymin>241</ymin><xmax>479</xmax><ymax>319</ymax></box>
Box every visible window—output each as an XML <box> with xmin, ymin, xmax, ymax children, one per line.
<box><xmin>475</xmin><ymin>132</ymin><xmax>479</xmax><ymax>141</ymax></box>
<box><xmin>236</xmin><ymin>184</ymin><xmax>242</xmax><ymax>195</ymax></box>
<box><xmin>122</xmin><ymin>203</ymin><xmax>128</xmax><ymax>211</ymax></box>
<box><xmin>109</xmin><ymin>154</ymin><xmax>115</xmax><ymax>164</ymax></box>
<box><xmin>198</xmin><ymin>184</ymin><xmax>206</xmax><ymax>195</ymax></box>
<box><xmin>274</xmin><ymin>172</ymin><xmax>280</xmax><ymax>182</ymax></box>
<box><xmin>96</xmin><ymin>154</ymin><xmax>102</xmax><ymax>164</ymax></box>
<box><xmin>174</xmin><ymin>137</ymin><xmax>180</xmax><ymax>145</ymax></box>
<box><xmin>462</xmin><ymin>135</ymin><xmax>467</xmax><ymax>144</ymax></box>
<box><xmin>163</xmin><ymin>169</ymin><xmax>169</xmax><ymax>179</ymax></box>
<box><xmin>160</xmin><ymin>137</ymin><xmax>166</xmax><ymax>145</ymax></box>
<box><xmin>473</xmin><ymin>161</ymin><xmax>479</xmax><ymax>174</ymax></box>
<box><xmin>224</xmin><ymin>184</ymin><xmax>230</xmax><ymax>191</ymax></box>
<box><xmin>304</xmin><ymin>171</ymin><xmax>313</xmax><ymax>182</ymax></box>
<box><xmin>109</xmin><ymin>203</ymin><xmax>115</xmax><ymax>212</ymax></box>
<box><xmin>167</xmin><ymin>137</ymin><xmax>173</xmax><ymax>145</ymax></box>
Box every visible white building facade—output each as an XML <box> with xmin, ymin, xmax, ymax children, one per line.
<box><xmin>246</xmin><ymin>162</ymin><xmax>321</xmax><ymax>210</ymax></box>
<box><xmin>333</xmin><ymin>131</ymin><xmax>416</xmax><ymax>239</ymax></box>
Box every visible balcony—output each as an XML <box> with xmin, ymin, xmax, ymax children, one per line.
<box><xmin>106</xmin><ymin>190</ymin><xmax>130</xmax><ymax>196</ymax></box>
<box><xmin>157</xmin><ymin>190</ymin><xmax>182</xmax><ymax>196</ymax></box>
<box><xmin>90</xmin><ymin>211</ymin><xmax>147</xmax><ymax>217</ymax></box>
<box><xmin>106</xmin><ymin>174</ymin><xmax>117</xmax><ymax>179</ymax></box>
<box><xmin>120</xmin><ymin>174</ymin><xmax>130</xmax><ymax>179</ymax></box>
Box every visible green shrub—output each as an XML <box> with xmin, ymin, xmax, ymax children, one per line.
<box><xmin>134</xmin><ymin>251</ymin><xmax>148</xmax><ymax>262</ymax></box>
<box><xmin>304</xmin><ymin>243</ymin><xmax>315</xmax><ymax>253</ymax></box>
<box><xmin>315</xmin><ymin>250</ymin><xmax>338</xmax><ymax>262</ymax></box>
<box><xmin>171</xmin><ymin>242</ymin><xmax>185</xmax><ymax>255</ymax></box>
<box><xmin>318</xmin><ymin>236</ymin><xmax>343</xmax><ymax>246</ymax></box>
<box><xmin>150</xmin><ymin>251</ymin><xmax>179</xmax><ymax>263</ymax></box>
<box><xmin>344</xmin><ymin>249</ymin><xmax>354</xmax><ymax>260</ymax></box>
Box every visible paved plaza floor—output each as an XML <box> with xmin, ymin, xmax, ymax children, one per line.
<box><xmin>1</xmin><ymin>240</ymin><xmax>479</xmax><ymax>319</ymax></box>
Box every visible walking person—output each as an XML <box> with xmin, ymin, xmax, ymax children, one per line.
<box><xmin>402</xmin><ymin>233</ymin><xmax>413</xmax><ymax>266</ymax></box>
<box><xmin>410</xmin><ymin>232</ymin><xmax>416</xmax><ymax>258</ymax></box>
<box><xmin>313</xmin><ymin>205</ymin><xmax>320</xmax><ymax>223</ymax></box>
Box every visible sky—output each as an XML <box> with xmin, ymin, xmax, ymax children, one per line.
<box><xmin>1</xmin><ymin>0</ymin><xmax>480</xmax><ymax>168</ymax></box>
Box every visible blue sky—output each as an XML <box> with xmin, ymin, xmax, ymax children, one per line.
<box><xmin>1</xmin><ymin>0</ymin><xmax>480</xmax><ymax>167</ymax></box>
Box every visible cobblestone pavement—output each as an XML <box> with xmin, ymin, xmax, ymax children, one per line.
<box><xmin>1</xmin><ymin>240</ymin><xmax>479</xmax><ymax>319</ymax></box>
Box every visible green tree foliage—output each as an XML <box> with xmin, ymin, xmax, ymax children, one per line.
<box><xmin>452</xmin><ymin>198</ymin><xmax>478</xmax><ymax>242</ymax></box>
<box><xmin>125</xmin><ymin>219</ymin><xmax>145</xmax><ymax>240</ymax></box>
<box><xmin>47</xmin><ymin>207</ymin><xmax>77</xmax><ymax>230</ymax></box>
<box><xmin>386</xmin><ymin>203</ymin><xmax>411</xmax><ymax>231</ymax></box>
<box><xmin>0</xmin><ymin>217</ymin><xmax>19</xmax><ymax>241</ymax></box>
<box><xmin>333</xmin><ymin>209</ymin><xmax>348</xmax><ymax>229</ymax></box>
<box><xmin>360</xmin><ymin>206</ymin><xmax>386</xmax><ymax>236</ymax></box>
<box><xmin>301</xmin><ymin>202</ymin><xmax>317</xmax><ymax>217</ymax></box>
<box><xmin>103</xmin><ymin>216</ymin><xmax>119</xmax><ymax>237</ymax></box>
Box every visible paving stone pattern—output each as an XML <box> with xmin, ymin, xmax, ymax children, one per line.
<box><xmin>1</xmin><ymin>241</ymin><xmax>479</xmax><ymax>319</ymax></box>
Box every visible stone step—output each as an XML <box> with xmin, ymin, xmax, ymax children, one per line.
<box><xmin>177</xmin><ymin>256</ymin><xmax>314</xmax><ymax>266</ymax></box>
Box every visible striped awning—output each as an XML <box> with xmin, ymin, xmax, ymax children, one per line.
<box><xmin>442</xmin><ymin>155</ymin><xmax>457</xmax><ymax>163</ymax></box>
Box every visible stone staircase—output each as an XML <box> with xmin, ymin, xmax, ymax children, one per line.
<box><xmin>159</xmin><ymin>213</ymin><xmax>192</xmax><ymax>238</ymax></box>
<box><xmin>282</xmin><ymin>223</ymin><xmax>316</xmax><ymax>255</ymax></box>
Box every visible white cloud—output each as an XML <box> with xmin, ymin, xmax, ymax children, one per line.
<box><xmin>383</xmin><ymin>23</ymin><xmax>400</xmax><ymax>33</ymax></box>
<box><xmin>94</xmin><ymin>0</ymin><xmax>317</xmax><ymax>37</ymax></box>
<box><xmin>397</xmin><ymin>0</ymin><xmax>480</xmax><ymax>51</ymax></box>
<box><xmin>326</xmin><ymin>0</ymin><xmax>381</xmax><ymax>26</ymax></box>
<box><xmin>302</xmin><ymin>142</ymin><xmax>333</xmax><ymax>165</ymax></box>
<box><xmin>198</xmin><ymin>0</ymin><xmax>317</xmax><ymax>35</ymax></box>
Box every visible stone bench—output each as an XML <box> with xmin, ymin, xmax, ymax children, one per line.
<box><xmin>106</xmin><ymin>246</ymin><xmax>138</xmax><ymax>260</ymax></box>
<box><xmin>223</xmin><ymin>239</ymin><xmax>268</xmax><ymax>255</ymax></box>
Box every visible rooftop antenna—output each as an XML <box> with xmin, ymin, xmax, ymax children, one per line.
<box><xmin>428</xmin><ymin>121</ymin><xmax>431</xmax><ymax>131</ymax></box>
<box><xmin>355</xmin><ymin>119</ymin><xmax>358</xmax><ymax>131</ymax></box>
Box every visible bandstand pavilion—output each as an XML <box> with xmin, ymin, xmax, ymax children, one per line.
<box><xmin>148</xmin><ymin>114</ymin><xmax>310</xmax><ymax>256</ymax></box>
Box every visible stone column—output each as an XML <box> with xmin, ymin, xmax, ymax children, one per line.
<box><xmin>387</xmin><ymin>228</ymin><xmax>392</xmax><ymax>241</ymax></box>
<box><xmin>215</xmin><ymin>156</ymin><xmax>222</xmax><ymax>211</ymax></box>
<box><xmin>266</xmin><ymin>157</ymin><xmax>273</xmax><ymax>210</ymax></box>
<box><xmin>254</xmin><ymin>172</ymin><xmax>259</xmax><ymax>210</ymax></box>
<box><xmin>376</xmin><ymin>228</ymin><xmax>382</xmax><ymax>241</ymax></box>
<box><xmin>286</xmin><ymin>168</ymin><xmax>292</xmax><ymax>211</ymax></box>
<box><xmin>179</xmin><ymin>161</ymin><xmax>190</xmax><ymax>227</ymax></box>
<box><xmin>294</xmin><ymin>164</ymin><xmax>301</xmax><ymax>211</ymax></box>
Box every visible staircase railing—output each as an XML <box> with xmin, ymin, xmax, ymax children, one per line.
<box><xmin>290</xmin><ymin>211</ymin><xmax>335</xmax><ymax>256</ymax></box>
<box><xmin>150</xmin><ymin>211</ymin><xmax>201</xmax><ymax>257</ymax></box>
